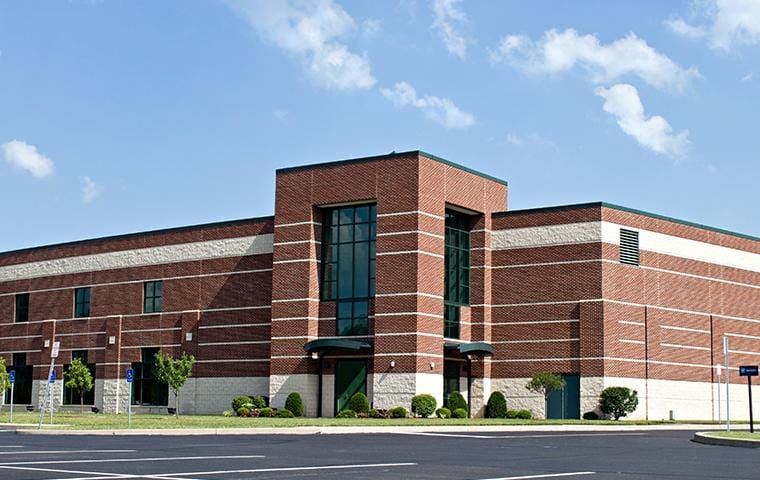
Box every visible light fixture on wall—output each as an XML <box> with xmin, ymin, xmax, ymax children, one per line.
<box><xmin>430</xmin><ymin>361</ymin><xmax>435</xmax><ymax>369</ymax></box>
<box><xmin>185</xmin><ymin>332</ymin><xmax>193</xmax><ymax>342</ymax></box>
<box><xmin>108</xmin><ymin>336</ymin><xmax>116</xmax><ymax>345</ymax></box>
<box><xmin>44</xmin><ymin>339</ymin><xmax>50</xmax><ymax>348</ymax></box>
<box><xmin>390</xmin><ymin>360</ymin><xmax>395</xmax><ymax>368</ymax></box>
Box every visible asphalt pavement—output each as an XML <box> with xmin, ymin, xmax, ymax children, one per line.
<box><xmin>0</xmin><ymin>429</ymin><xmax>755</xmax><ymax>480</ymax></box>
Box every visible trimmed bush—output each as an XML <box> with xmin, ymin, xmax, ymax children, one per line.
<box><xmin>435</xmin><ymin>407</ymin><xmax>451</xmax><ymax>418</ymax></box>
<box><xmin>236</xmin><ymin>406</ymin><xmax>251</xmax><ymax>417</ymax></box>
<box><xmin>232</xmin><ymin>395</ymin><xmax>253</xmax><ymax>413</ymax></box>
<box><xmin>451</xmin><ymin>408</ymin><xmax>468</xmax><ymax>418</ymax></box>
<box><xmin>583</xmin><ymin>411</ymin><xmax>600</xmax><ymax>420</ymax></box>
<box><xmin>285</xmin><ymin>392</ymin><xmax>304</xmax><ymax>417</ymax></box>
<box><xmin>515</xmin><ymin>409</ymin><xmax>532</xmax><ymax>419</ymax></box>
<box><xmin>222</xmin><ymin>410</ymin><xmax>234</xmax><ymax>417</ymax></box>
<box><xmin>506</xmin><ymin>409</ymin><xmax>518</xmax><ymax>419</ymax></box>
<box><xmin>486</xmin><ymin>391</ymin><xmax>508</xmax><ymax>418</ymax></box>
<box><xmin>337</xmin><ymin>409</ymin><xmax>357</xmax><ymax>418</ymax></box>
<box><xmin>369</xmin><ymin>408</ymin><xmax>383</xmax><ymax>418</ymax></box>
<box><xmin>599</xmin><ymin>387</ymin><xmax>638</xmax><ymax>420</ymax></box>
<box><xmin>252</xmin><ymin>395</ymin><xmax>267</xmax><ymax>409</ymax></box>
<box><xmin>411</xmin><ymin>394</ymin><xmax>437</xmax><ymax>418</ymax></box>
<box><xmin>446</xmin><ymin>391</ymin><xmax>467</xmax><ymax>413</ymax></box>
<box><xmin>348</xmin><ymin>392</ymin><xmax>370</xmax><ymax>414</ymax></box>
<box><xmin>258</xmin><ymin>407</ymin><xmax>274</xmax><ymax>417</ymax></box>
<box><xmin>389</xmin><ymin>406</ymin><xmax>408</xmax><ymax>418</ymax></box>
<box><xmin>275</xmin><ymin>408</ymin><xmax>294</xmax><ymax>418</ymax></box>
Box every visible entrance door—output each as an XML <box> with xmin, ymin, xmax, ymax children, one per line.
<box><xmin>335</xmin><ymin>360</ymin><xmax>367</xmax><ymax>413</ymax></box>
<box><xmin>547</xmin><ymin>374</ymin><xmax>580</xmax><ymax>419</ymax></box>
<box><xmin>443</xmin><ymin>360</ymin><xmax>460</xmax><ymax>401</ymax></box>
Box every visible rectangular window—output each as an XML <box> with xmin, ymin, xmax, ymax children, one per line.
<box><xmin>143</xmin><ymin>281</ymin><xmax>163</xmax><ymax>313</ymax></box>
<box><xmin>131</xmin><ymin>347</ymin><xmax>168</xmax><ymax>406</ymax></box>
<box><xmin>63</xmin><ymin>350</ymin><xmax>96</xmax><ymax>405</ymax></box>
<box><xmin>443</xmin><ymin>210</ymin><xmax>471</xmax><ymax>339</ymax></box>
<box><xmin>619</xmin><ymin>229</ymin><xmax>640</xmax><ymax>266</ymax></box>
<box><xmin>74</xmin><ymin>287</ymin><xmax>91</xmax><ymax>318</ymax></box>
<box><xmin>15</xmin><ymin>293</ymin><xmax>29</xmax><ymax>323</ymax></box>
<box><xmin>321</xmin><ymin>204</ymin><xmax>376</xmax><ymax>336</ymax></box>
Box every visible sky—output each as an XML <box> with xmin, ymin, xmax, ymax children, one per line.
<box><xmin>1</xmin><ymin>0</ymin><xmax>759</xmax><ymax>252</ymax></box>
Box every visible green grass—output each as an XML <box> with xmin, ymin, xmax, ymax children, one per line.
<box><xmin>0</xmin><ymin>411</ymin><xmax>685</xmax><ymax>430</ymax></box>
<box><xmin>703</xmin><ymin>431</ymin><xmax>760</xmax><ymax>441</ymax></box>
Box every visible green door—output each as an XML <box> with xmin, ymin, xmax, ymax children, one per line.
<box><xmin>443</xmin><ymin>360</ymin><xmax>460</xmax><ymax>401</ymax></box>
<box><xmin>335</xmin><ymin>360</ymin><xmax>367</xmax><ymax>413</ymax></box>
<box><xmin>547</xmin><ymin>374</ymin><xmax>580</xmax><ymax>419</ymax></box>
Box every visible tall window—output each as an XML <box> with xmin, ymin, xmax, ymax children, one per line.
<box><xmin>444</xmin><ymin>210</ymin><xmax>471</xmax><ymax>339</ymax></box>
<box><xmin>74</xmin><ymin>287</ymin><xmax>91</xmax><ymax>318</ymax></box>
<box><xmin>131</xmin><ymin>347</ymin><xmax>168</xmax><ymax>406</ymax></box>
<box><xmin>143</xmin><ymin>281</ymin><xmax>163</xmax><ymax>314</ymax></box>
<box><xmin>15</xmin><ymin>293</ymin><xmax>29</xmax><ymax>323</ymax></box>
<box><xmin>63</xmin><ymin>350</ymin><xmax>96</xmax><ymax>405</ymax></box>
<box><xmin>321</xmin><ymin>204</ymin><xmax>376</xmax><ymax>336</ymax></box>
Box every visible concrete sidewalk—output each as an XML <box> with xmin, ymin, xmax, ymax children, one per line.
<box><xmin>13</xmin><ymin>423</ymin><xmax>749</xmax><ymax>436</ymax></box>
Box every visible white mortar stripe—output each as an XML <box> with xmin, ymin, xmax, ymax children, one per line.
<box><xmin>198</xmin><ymin>322</ymin><xmax>271</xmax><ymax>329</ymax></box>
<box><xmin>376</xmin><ymin>250</ymin><xmax>444</xmax><ymax>259</ymax></box>
<box><xmin>275</xmin><ymin>221</ymin><xmax>321</xmax><ymax>228</ymax></box>
<box><xmin>377</xmin><ymin>230</ymin><xmax>445</xmax><ymax>239</ymax></box>
<box><xmin>619</xmin><ymin>320</ymin><xmax>645</xmax><ymax>327</ymax></box>
<box><xmin>660</xmin><ymin>325</ymin><xmax>710</xmax><ymax>334</ymax></box>
<box><xmin>492</xmin><ymin>338</ymin><xmax>580</xmax><ymax>344</ymax></box>
<box><xmin>660</xmin><ymin>343</ymin><xmax>711</xmax><ymax>352</ymax></box>
<box><xmin>374</xmin><ymin>352</ymin><xmax>443</xmax><ymax>358</ymax></box>
<box><xmin>728</xmin><ymin>349</ymin><xmax>760</xmax><ymax>357</ymax></box>
<box><xmin>491</xmin><ymin>319</ymin><xmax>580</xmax><ymax>326</ymax></box>
<box><xmin>149</xmin><ymin>462</ymin><xmax>417</xmax><ymax>478</ymax></box>
<box><xmin>198</xmin><ymin>340</ymin><xmax>270</xmax><ymax>346</ymax></box>
<box><xmin>272</xmin><ymin>258</ymin><xmax>318</xmax><ymax>264</ymax></box>
<box><xmin>726</xmin><ymin>332</ymin><xmax>760</xmax><ymax>341</ymax></box>
<box><xmin>272</xmin><ymin>298</ymin><xmax>320</xmax><ymax>303</ymax></box>
<box><xmin>375</xmin><ymin>332</ymin><xmax>443</xmax><ymax>338</ymax></box>
<box><xmin>491</xmin><ymin>356</ymin><xmax>713</xmax><ymax>369</ymax></box>
<box><xmin>0</xmin><ymin>334</ymin><xmax>42</xmax><ymax>340</ymax></box>
<box><xmin>61</xmin><ymin>347</ymin><xmax>106</xmax><ymax>351</ymax></box>
<box><xmin>376</xmin><ymin>292</ymin><xmax>444</xmax><ymax>299</ymax></box>
<box><xmin>0</xmin><ymin>349</ymin><xmax>41</xmax><ymax>354</ymax></box>
<box><xmin>377</xmin><ymin>210</ymin><xmax>444</xmax><ymax>219</ymax></box>
<box><xmin>375</xmin><ymin>312</ymin><xmax>444</xmax><ymax>319</ymax></box>
<box><xmin>271</xmin><ymin>316</ymin><xmax>319</xmax><ymax>321</ymax></box>
<box><xmin>0</xmin><ymin>235</ymin><xmax>273</xmax><ymax>283</ymax></box>
<box><xmin>122</xmin><ymin>327</ymin><xmax>181</xmax><ymax>333</ymax></box>
<box><xmin>619</xmin><ymin>339</ymin><xmax>645</xmax><ymax>345</ymax></box>
<box><xmin>271</xmin><ymin>355</ymin><xmax>308</xmax><ymax>359</ymax></box>
<box><xmin>490</xmin><ymin>259</ymin><xmax>601</xmax><ymax>269</ymax></box>
<box><xmin>122</xmin><ymin>344</ymin><xmax>181</xmax><ymax>349</ymax></box>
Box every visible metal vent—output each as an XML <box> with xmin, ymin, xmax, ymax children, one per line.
<box><xmin>619</xmin><ymin>229</ymin><xmax>640</xmax><ymax>266</ymax></box>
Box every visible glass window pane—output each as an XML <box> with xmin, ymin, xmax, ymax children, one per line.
<box><xmin>145</xmin><ymin>282</ymin><xmax>154</xmax><ymax>297</ymax></box>
<box><xmin>353</xmin><ymin>300</ymin><xmax>368</xmax><ymax>319</ymax></box>
<box><xmin>355</xmin><ymin>223</ymin><xmax>369</xmax><ymax>242</ymax></box>
<box><xmin>338</xmin><ymin>244</ymin><xmax>353</xmax><ymax>299</ymax></box>
<box><xmin>331</xmin><ymin>209</ymin><xmax>339</xmax><ymax>225</ymax></box>
<box><xmin>353</xmin><ymin>243</ymin><xmax>368</xmax><ymax>298</ymax></box>
<box><xmin>337</xmin><ymin>301</ymin><xmax>353</xmax><ymax>319</ymax></box>
<box><xmin>339</xmin><ymin>225</ymin><xmax>353</xmax><ymax>243</ymax></box>
<box><xmin>352</xmin><ymin>318</ymin><xmax>368</xmax><ymax>335</ymax></box>
<box><xmin>336</xmin><ymin>318</ymin><xmax>353</xmax><ymax>336</ymax></box>
<box><xmin>155</xmin><ymin>281</ymin><xmax>163</xmax><ymax>297</ymax></box>
<box><xmin>339</xmin><ymin>207</ymin><xmax>354</xmax><ymax>224</ymax></box>
<box><xmin>355</xmin><ymin>205</ymin><xmax>370</xmax><ymax>223</ymax></box>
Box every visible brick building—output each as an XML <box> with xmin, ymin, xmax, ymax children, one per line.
<box><xmin>1</xmin><ymin>151</ymin><xmax>758</xmax><ymax>419</ymax></box>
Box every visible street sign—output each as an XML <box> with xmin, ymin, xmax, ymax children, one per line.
<box><xmin>51</xmin><ymin>341</ymin><xmax>60</xmax><ymax>358</ymax></box>
<box><xmin>740</xmin><ymin>365</ymin><xmax>758</xmax><ymax>377</ymax></box>
<box><xmin>9</xmin><ymin>370</ymin><xmax>15</xmax><ymax>384</ymax></box>
<box><xmin>49</xmin><ymin>369</ymin><xmax>56</xmax><ymax>383</ymax></box>
<box><xmin>126</xmin><ymin>368</ymin><xmax>134</xmax><ymax>383</ymax></box>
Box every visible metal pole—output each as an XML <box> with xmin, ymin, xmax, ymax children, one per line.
<box><xmin>49</xmin><ymin>376</ymin><xmax>54</xmax><ymax>425</ymax></box>
<box><xmin>748</xmin><ymin>376</ymin><xmax>754</xmax><ymax>434</ymax></box>
<box><xmin>38</xmin><ymin>359</ymin><xmax>55</xmax><ymax>430</ymax></box>
<box><xmin>724</xmin><ymin>336</ymin><xmax>730</xmax><ymax>432</ymax></box>
<box><xmin>716</xmin><ymin>366</ymin><xmax>721</xmax><ymax>425</ymax></box>
<box><xmin>9</xmin><ymin>382</ymin><xmax>14</xmax><ymax>423</ymax></box>
<box><xmin>128</xmin><ymin>381</ymin><xmax>132</xmax><ymax>426</ymax></box>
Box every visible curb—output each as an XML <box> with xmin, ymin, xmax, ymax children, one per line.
<box><xmin>692</xmin><ymin>432</ymin><xmax>760</xmax><ymax>448</ymax></box>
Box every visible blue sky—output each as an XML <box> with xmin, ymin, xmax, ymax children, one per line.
<box><xmin>1</xmin><ymin>0</ymin><xmax>759</xmax><ymax>252</ymax></box>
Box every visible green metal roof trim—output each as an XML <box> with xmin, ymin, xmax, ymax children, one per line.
<box><xmin>303</xmin><ymin>338</ymin><xmax>372</xmax><ymax>352</ymax></box>
<box><xmin>0</xmin><ymin>215</ymin><xmax>276</xmax><ymax>257</ymax></box>
<box><xmin>444</xmin><ymin>341</ymin><xmax>494</xmax><ymax>356</ymax></box>
<box><xmin>276</xmin><ymin>150</ymin><xmax>508</xmax><ymax>186</ymax></box>
<box><xmin>495</xmin><ymin>201</ymin><xmax>759</xmax><ymax>243</ymax></box>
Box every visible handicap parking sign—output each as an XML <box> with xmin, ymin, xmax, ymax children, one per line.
<box><xmin>49</xmin><ymin>370</ymin><xmax>56</xmax><ymax>383</ymax></box>
<box><xmin>9</xmin><ymin>370</ymin><xmax>15</xmax><ymax>384</ymax></box>
<box><xmin>126</xmin><ymin>368</ymin><xmax>134</xmax><ymax>383</ymax></box>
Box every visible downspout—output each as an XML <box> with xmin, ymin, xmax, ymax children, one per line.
<box><xmin>466</xmin><ymin>357</ymin><xmax>472</xmax><ymax>417</ymax></box>
<box><xmin>644</xmin><ymin>306</ymin><xmax>649</xmax><ymax>421</ymax></box>
<box><xmin>317</xmin><ymin>353</ymin><xmax>323</xmax><ymax>418</ymax></box>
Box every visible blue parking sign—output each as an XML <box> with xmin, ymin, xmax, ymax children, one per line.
<box><xmin>126</xmin><ymin>368</ymin><xmax>134</xmax><ymax>383</ymax></box>
<box><xmin>49</xmin><ymin>370</ymin><xmax>56</xmax><ymax>383</ymax></box>
<box><xmin>9</xmin><ymin>370</ymin><xmax>15</xmax><ymax>384</ymax></box>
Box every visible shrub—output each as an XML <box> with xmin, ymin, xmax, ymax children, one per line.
<box><xmin>285</xmin><ymin>392</ymin><xmax>304</xmax><ymax>417</ymax></box>
<box><xmin>258</xmin><ymin>407</ymin><xmax>274</xmax><ymax>417</ymax></box>
<box><xmin>232</xmin><ymin>395</ymin><xmax>253</xmax><ymax>413</ymax></box>
<box><xmin>486</xmin><ymin>391</ymin><xmax>508</xmax><ymax>418</ymax></box>
<box><xmin>337</xmin><ymin>409</ymin><xmax>357</xmax><ymax>418</ymax></box>
<box><xmin>435</xmin><ymin>407</ymin><xmax>451</xmax><ymax>419</ymax></box>
<box><xmin>411</xmin><ymin>394</ymin><xmax>437</xmax><ymax>418</ymax></box>
<box><xmin>252</xmin><ymin>395</ymin><xmax>267</xmax><ymax>409</ymax></box>
<box><xmin>583</xmin><ymin>411</ymin><xmax>600</xmax><ymax>420</ymax></box>
<box><xmin>236</xmin><ymin>406</ymin><xmax>251</xmax><ymax>417</ymax></box>
<box><xmin>348</xmin><ymin>392</ymin><xmax>370</xmax><ymax>414</ymax></box>
<box><xmin>222</xmin><ymin>410</ymin><xmax>234</xmax><ymax>417</ymax></box>
<box><xmin>446</xmin><ymin>391</ymin><xmax>467</xmax><ymax>412</ymax></box>
<box><xmin>452</xmin><ymin>408</ymin><xmax>468</xmax><ymax>418</ymax></box>
<box><xmin>369</xmin><ymin>408</ymin><xmax>383</xmax><ymax>418</ymax></box>
<box><xmin>275</xmin><ymin>408</ymin><xmax>294</xmax><ymax>418</ymax></box>
<box><xmin>515</xmin><ymin>409</ymin><xmax>532</xmax><ymax>419</ymax></box>
<box><xmin>389</xmin><ymin>407</ymin><xmax>408</xmax><ymax>418</ymax></box>
<box><xmin>599</xmin><ymin>387</ymin><xmax>639</xmax><ymax>420</ymax></box>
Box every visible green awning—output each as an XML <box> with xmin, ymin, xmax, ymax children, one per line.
<box><xmin>444</xmin><ymin>341</ymin><xmax>494</xmax><ymax>356</ymax></box>
<box><xmin>303</xmin><ymin>338</ymin><xmax>372</xmax><ymax>353</ymax></box>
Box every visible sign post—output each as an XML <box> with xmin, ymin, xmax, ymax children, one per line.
<box><xmin>715</xmin><ymin>364</ymin><xmax>722</xmax><ymax>425</ymax></box>
<box><xmin>8</xmin><ymin>370</ymin><xmax>15</xmax><ymax>423</ymax></box>
<box><xmin>38</xmin><ymin>341</ymin><xmax>60</xmax><ymax>431</ymax></box>
<box><xmin>724</xmin><ymin>336</ymin><xmax>730</xmax><ymax>432</ymax></box>
<box><xmin>126</xmin><ymin>368</ymin><xmax>134</xmax><ymax>426</ymax></box>
<box><xmin>739</xmin><ymin>365</ymin><xmax>758</xmax><ymax>434</ymax></box>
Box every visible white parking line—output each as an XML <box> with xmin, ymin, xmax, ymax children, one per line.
<box><xmin>479</xmin><ymin>472</ymin><xmax>596</xmax><ymax>480</ymax></box>
<box><xmin>0</xmin><ymin>454</ymin><xmax>265</xmax><ymax>467</ymax></box>
<box><xmin>149</xmin><ymin>462</ymin><xmax>418</xmax><ymax>478</ymax></box>
<box><xmin>0</xmin><ymin>449</ymin><xmax>137</xmax><ymax>455</ymax></box>
<box><xmin>398</xmin><ymin>432</ymin><xmax>648</xmax><ymax>439</ymax></box>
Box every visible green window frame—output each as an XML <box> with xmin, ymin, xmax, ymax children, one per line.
<box><xmin>131</xmin><ymin>347</ymin><xmax>168</xmax><ymax>406</ymax></box>
<box><xmin>443</xmin><ymin>210</ymin><xmax>471</xmax><ymax>339</ymax></box>
<box><xmin>63</xmin><ymin>350</ymin><xmax>96</xmax><ymax>405</ymax></box>
<box><xmin>15</xmin><ymin>293</ymin><xmax>29</xmax><ymax>323</ymax></box>
<box><xmin>143</xmin><ymin>281</ymin><xmax>163</xmax><ymax>314</ymax></box>
<box><xmin>321</xmin><ymin>204</ymin><xmax>376</xmax><ymax>336</ymax></box>
<box><xmin>74</xmin><ymin>287</ymin><xmax>91</xmax><ymax>318</ymax></box>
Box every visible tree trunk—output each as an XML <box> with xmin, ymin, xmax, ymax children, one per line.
<box><xmin>175</xmin><ymin>390</ymin><xmax>179</xmax><ymax>418</ymax></box>
<box><xmin>80</xmin><ymin>393</ymin><xmax>84</xmax><ymax>415</ymax></box>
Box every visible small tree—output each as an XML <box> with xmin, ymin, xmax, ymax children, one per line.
<box><xmin>599</xmin><ymin>387</ymin><xmax>638</xmax><ymax>420</ymax></box>
<box><xmin>446</xmin><ymin>391</ymin><xmax>467</xmax><ymax>413</ymax></box>
<box><xmin>348</xmin><ymin>392</ymin><xmax>370</xmax><ymax>414</ymax></box>
<box><xmin>285</xmin><ymin>392</ymin><xmax>304</xmax><ymax>417</ymax></box>
<box><xmin>526</xmin><ymin>372</ymin><xmax>565</xmax><ymax>419</ymax></box>
<box><xmin>64</xmin><ymin>358</ymin><xmax>94</xmax><ymax>414</ymax></box>
<box><xmin>0</xmin><ymin>358</ymin><xmax>10</xmax><ymax>414</ymax></box>
<box><xmin>154</xmin><ymin>352</ymin><xmax>196</xmax><ymax>417</ymax></box>
<box><xmin>486</xmin><ymin>391</ymin><xmax>508</xmax><ymax>418</ymax></box>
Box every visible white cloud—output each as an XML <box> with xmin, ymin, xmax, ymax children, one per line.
<box><xmin>273</xmin><ymin>108</ymin><xmax>289</xmax><ymax>122</ymax></box>
<box><xmin>742</xmin><ymin>72</ymin><xmax>754</xmax><ymax>81</ymax></box>
<box><xmin>380</xmin><ymin>81</ymin><xmax>475</xmax><ymax>129</ymax></box>
<box><xmin>595</xmin><ymin>83</ymin><xmax>690</xmax><ymax>159</ymax></box>
<box><xmin>667</xmin><ymin>0</ymin><xmax>760</xmax><ymax>51</ymax></box>
<box><xmin>490</xmin><ymin>28</ymin><xmax>699</xmax><ymax>92</ymax></box>
<box><xmin>224</xmin><ymin>0</ymin><xmax>375</xmax><ymax>90</ymax></box>
<box><xmin>361</xmin><ymin>18</ymin><xmax>382</xmax><ymax>39</ymax></box>
<box><xmin>82</xmin><ymin>176</ymin><xmax>99</xmax><ymax>203</ymax></box>
<box><xmin>2</xmin><ymin>140</ymin><xmax>55</xmax><ymax>178</ymax></box>
<box><xmin>431</xmin><ymin>0</ymin><xmax>472</xmax><ymax>59</ymax></box>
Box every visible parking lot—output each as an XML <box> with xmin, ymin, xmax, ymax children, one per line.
<box><xmin>0</xmin><ymin>429</ymin><xmax>756</xmax><ymax>480</ymax></box>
